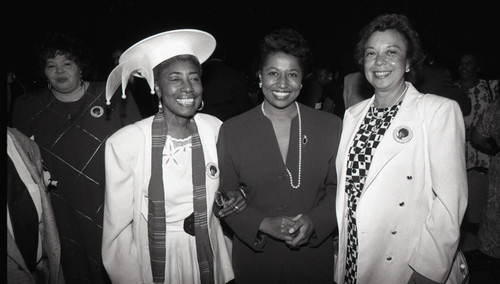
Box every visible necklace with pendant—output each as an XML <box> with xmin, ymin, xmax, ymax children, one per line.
<box><xmin>261</xmin><ymin>101</ymin><xmax>302</xmax><ymax>189</ymax></box>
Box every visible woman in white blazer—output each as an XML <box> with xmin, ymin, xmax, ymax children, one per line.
<box><xmin>102</xmin><ymin>30</ymin><xmax>244</xmax><ymax>284</ymax></box>
<box><xmin>335</xmin><ymin>14</ymin><xmax>468</xmax><ymax>284</ymax></box>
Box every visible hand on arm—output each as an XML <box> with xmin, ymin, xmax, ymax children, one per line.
<box><xmin>217</xmin><ymin>186</ymin><xmax>247</xmax><ymax>218</ymax></box>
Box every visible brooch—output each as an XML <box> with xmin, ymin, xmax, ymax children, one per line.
<box><xmin>302</xmin><ymin>135</ymin><xmax>308</xmax><ymax>145</ymax></box>
<box><xmin>206</xmin><ymin>162</ymin><xmax>219</xmax><ymax>179</ymax></box>
<box><xmin>90</xmin><ymin>106</ymin><xmax>104</xmax><ymax>118</ymax></box>
<box><xmin>393</xmin><ymin>125</ymin><xmax>413</xmax><ymax>143</ymax></box>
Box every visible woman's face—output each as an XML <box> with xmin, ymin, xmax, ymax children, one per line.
<box><xmin>260</xmin><ymin>52</ymin><xmax>303</xmax><ymax>109</ymax></box>
<box><xmin>363</xmin><ymin>30</ymin><xmax>409</xmax><ymax>93</ymax></box>
<box><xmin>155</xmin><ymin>59</ymin><xmax>203</xmax><ymax>119</ymax></box>
<box><xmin>45</xmin><ymin>54</ymin><xmax>81</xmax><ymax>93</ymax></box>
<box><xmin>458</xmin><ymin>54</ymin><xmax>479</xmax><ymax>81</ymax></box>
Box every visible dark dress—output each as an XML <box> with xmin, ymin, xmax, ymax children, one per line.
<box><xmin>11</xmin><ymin>81</ymin><xmax>141</xmax><ymax>283</ymax></box>
<box><xmin>217</xmin><ymin>103</ymin><xmax>342</xmax><ymax>284</ymax></box>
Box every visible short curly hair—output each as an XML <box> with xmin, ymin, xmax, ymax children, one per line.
<box><xmin>36</xmin><ymin>31</ymin><xmax>91</xmax><ymax>79</ymax></box>
<box><xmin>255</xmin><ymin>28</ymin><xmax>312</xmax><ymax>76</ymax></box>
<box><xmin>153</xmin><ymin>54</ymin><xmax>202</xmax><ymax>84</ymax></box>
<box><xmin>353</xmin><ymin>14</ymin><xmax>425</xmax><ymax>83</ymax></box>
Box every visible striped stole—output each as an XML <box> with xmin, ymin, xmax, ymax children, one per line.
<box><xmin>148</xmin><ymin>111</ymin><xmax>214</xmax><ymax>283</ymax></box>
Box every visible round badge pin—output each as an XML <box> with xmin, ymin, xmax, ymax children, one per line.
<box><xmin>393</xmin><ymin>125</ymin><xmax>413</xmax><ymax>143</ymax></box>
<box><xmin>206</xmin><ymin>162</ymin><xmax>219</xmax><ymax>179</ymax></box>
<box><xmin>302</xmin><ymin>135</ymin><xmax>308</xmax><ymax>145</ymax></box>
<box><xmin>90</xmin><ymin>106</ymin><xmax>104</xmax><ymax>118</ymax></box>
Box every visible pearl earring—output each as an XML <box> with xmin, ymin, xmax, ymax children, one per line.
<box><xmin>157</xmin><ymin>97</ymin><xmax>163</xmax><ymax>112</ymax></box>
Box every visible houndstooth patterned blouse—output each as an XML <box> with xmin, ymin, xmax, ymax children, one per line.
<box><xmin>344</xmin><ymin>101</ymin><xmax>402</xmax><ymax>284</ymax></box>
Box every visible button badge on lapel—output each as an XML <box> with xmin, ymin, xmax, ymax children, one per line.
<box><xmin>393</xmin><ymin>125</ymin><xmax>412</xmax><ymax>143</ymax></box>
<box><xmin>206</xmin><ymin>162</ymin><xmax>219</xmax><ymax>179</ymax></box>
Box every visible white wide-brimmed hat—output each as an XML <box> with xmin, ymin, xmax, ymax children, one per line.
<box><xmin>106</xmin><ymin>29</ymin><xmax>216</xmax><ymax>105</ymax></box>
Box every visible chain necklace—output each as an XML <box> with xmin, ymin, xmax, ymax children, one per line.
<box><xmin>371</xmin><ymin>83</ymin><xmax>408</xmax><ymax>119</ymax></box>
<box><xmin>373</xmin><ymin>83</ymin><xmax>408</xmax><ymax>109</ymax></box>
<box><xmin>261</xmin><ymin>101</ymin><xmax>302</xmax><ymax>189</ymax></box>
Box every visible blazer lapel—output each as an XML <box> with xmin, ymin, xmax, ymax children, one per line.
<box><xmin>363</xmin><ymin>84</ymin><xmax>422</xmax><ymax>191</ymax></box>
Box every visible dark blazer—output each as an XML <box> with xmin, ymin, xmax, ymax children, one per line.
<box><xmin>217</xmin><ymin>103</ymin><xmax>342</xmax><ymax>284</ymax></box>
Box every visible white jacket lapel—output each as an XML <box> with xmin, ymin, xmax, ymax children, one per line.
<box><xmin>363</xmin><ymin>84</ymin><xmax>422</xmax><ymax>191</ymax></box>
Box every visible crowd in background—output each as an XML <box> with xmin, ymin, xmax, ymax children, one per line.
<box><xmin>6</xmin><ymin>7</ymin><xmax>499</xmax><ymax>284</ymax></box>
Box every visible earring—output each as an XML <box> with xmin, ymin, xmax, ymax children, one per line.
<box><xmin>406</xmin><ymin>68</ymin><xmax>410</xmax><ymax>73</ymax></box>
<box><xmin>258</xmin><ymin>81</ymin><xmax>262</xmax><ymax>88</ymax></box>
<box><xmin>47</xmin><ymin>81</ymin><xmax>52</xmax><ymax>90</ymax></box>
<box><xmin>198</xmin><ymin>100</ymin><xmax>205</xmax><ymax>111</ymax></box>
<box><xmin>157</xmin><ymin>98</ymin><xmax>163</xmax><ymax>113</ymax></box>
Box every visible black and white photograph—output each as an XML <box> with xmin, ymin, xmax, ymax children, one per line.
<box><xmin>5</xmin><ymin>1</ymin><xmax>499</xmax><ymax>283</ymax></box>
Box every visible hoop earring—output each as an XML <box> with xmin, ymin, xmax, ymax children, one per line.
<box><xmin>47</xmin><ymin>81</ymin><xmax>52</xmax><ymax>90</ymax></box>
<box><xmin>198</xmin><ymin>100</ymin><xmax>204</xmax><ymax>111</ymax></box>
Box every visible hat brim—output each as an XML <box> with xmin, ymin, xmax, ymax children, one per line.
<box><xmin>106</xmin><ymin>29</ymin><xmax>216</xmax><ymax>104</ymax></box>
<box><xmin>120</xmin><ymin>29</ymin><xmax>216</xmax><ymax>67</ymax></box>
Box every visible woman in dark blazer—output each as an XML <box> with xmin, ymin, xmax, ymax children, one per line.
<box><xmin>217</xmin><ymin>28</ymin><xmax>342</xmax><ymax>284</ymax></box>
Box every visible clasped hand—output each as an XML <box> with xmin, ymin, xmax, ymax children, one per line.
<box><xmin>259</xmin><ymin>214</ymin><xmax>314</xmax><ymax>249</ymax></box>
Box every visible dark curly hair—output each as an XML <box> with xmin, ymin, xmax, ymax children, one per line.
<box><xmin>35</xmin><ymin>31</ymin><xmax>91</xmax><ymax>79</ymax></box>
<box><xmin>255</xmin><ymin>28</ymin><xmax>312</xmax><ymax>76</ymax></box>
<box><xmin>353</xmin><ymin>14</ymin><xmax>425</xmax><ymax>84</ymax></box>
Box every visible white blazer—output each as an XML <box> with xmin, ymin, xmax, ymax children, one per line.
<box><xmin>335</xmin><ymin>83</ymin><xmax>468</xmax><ymax>283</ymax></box>
<box><xmin>102</xmin><ymin>113</ymin><xmax>233</xmax><ymax>284</ymax></box>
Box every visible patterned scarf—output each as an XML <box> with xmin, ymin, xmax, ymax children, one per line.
<box><xmin>148</xmin><ymin>111</ymin><xmax>214</xmax><ymax>284</ymax></box>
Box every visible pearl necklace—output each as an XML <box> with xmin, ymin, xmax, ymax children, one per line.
<box><xmin>261</xmin><ymin>101</ymin><xmax>302</xmax><ymax>189</ymax></box>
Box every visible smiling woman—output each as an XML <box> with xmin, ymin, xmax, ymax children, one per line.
<box><xmin>335</xmin><ymin>14</ymin><xmax>468</xmax><ymax>284</ymax></box>
<box><xmin>153</xmin><ymin>55</ymin><xmax>204</xmax><ymax>124</ymax></box>
<box><xmin>216</xmin><ymin>28</ymin><xmax>343</xmax><ymax>284</ymax></box>
<box><xmin>10</xmin><ymin>31</ymin><xmax>142</xmax><ymax>283</ymax></box>
<box><xmin>102</xmin><ymin>29</ymin><xmax>245</xmax><ymax>284</ymax></box>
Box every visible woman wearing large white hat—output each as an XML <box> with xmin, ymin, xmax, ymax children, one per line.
<box><xmin>102</xmin><ymin>29</ymin><xmax>244</xmax><ymax>284</ymax></box>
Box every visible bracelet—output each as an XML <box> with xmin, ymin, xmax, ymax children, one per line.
<box><xmin>238</xmin><ymin>185</ymin><xmax>246</xmax><ymax>199</ymax></box>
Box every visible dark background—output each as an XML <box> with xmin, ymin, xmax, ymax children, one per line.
<box><xmin>6</xmin><ymin>0</ymin><xmax>500</xmax><ymax>89</ymax></box>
